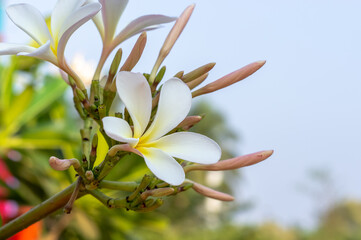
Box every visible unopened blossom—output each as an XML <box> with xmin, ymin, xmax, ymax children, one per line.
<box><xmin>192</xmin><ymin>61</ymin><xmax>266</xmax><ymax>97</ymax></box>
<box><xmin>49</xmin><ymin>157</ymin><xmax>80</xmax><ymax>171</ymax></box>
<box><xmin>149</xmin><ymin>5</ymin><xmax>195</xmax><ymax>83</ymax></box>
<box><xmin>191</xmin><ymin>181</ymin><xmax>234</xmax><ymax>201</ymax></box>
<box><xmin>0</xmin><ymin>0</ymin><xmax>101</xmax><ymax>66</ymax></box>
<box><xmin>102</xmin><ymin>72</ymin><xmax>221</xmax><ymax>185</ymax></box>
<box><xmin>184</xmin><ymin>150</ymin><xmax>274</xmax><ymax>172</ymax></box>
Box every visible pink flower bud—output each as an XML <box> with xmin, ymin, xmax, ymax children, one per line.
<box><xmin>176</xmin><ymin>115</ymin><xmax>203</xmax><ymax>130</ymax></box>
<box><xmin>119</xmin><ymin>32</ymin><xmax>147</xmax><ymax>72</ymax></box>
<box><xmin>149</xmin><ymin>5</ymin><xmax>195</xmax><ymax>83</ymax></box>
<box><xmin>140</xmin><ymin>188</ymin><xmax>175</xmax><ymax>200</ymax></box>
<box><xmin>160</xmin><ymin>5</ymin><xmax>195</xmax><ymax>60</ymax></box>
<box><xmin>85</xmin><ymin>170</ymin><xmax>94</xmax><ymax>181</ymax></box>
<box><xmin>192</xmin><ymin>60</ymin><xmax>266</xmax><ymax>97</ymax></box>
<box><xmin>49</xmin><ymin>157</ymin><xmax>80</xmax><ymax>171</ymax></box>
<box><xmin>186</xmin><ymin>73</ymin><xmax>209</xmax><ymax>90</ymax></box>
<box><xmin>174</xmin><ymin>71</ymin><xmax>184</xmax><ymax>79</ymax></box>
<box><xmin>184</xmin><ymin>150</ymin><xmax>273</xmax><ymax>173</ymax></box>
<box><xmin>192</xmin><ymin>182</ymin><xmax>234</xmax><ymax>201</ymax></box>
<box><xmin>182</xmin><ymin>62</ymin><xmax>216</xmax><ymax>83</ymax></box>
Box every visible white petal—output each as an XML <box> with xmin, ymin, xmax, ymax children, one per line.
<box><xmin>57</xmin><ymin>2</ymin><xmax>101</xmax><ymax>65</ymax></box>
<box><xmin>116</xmin><ymin>72</ymin><xmax>152</xmax><ymax>139</ymax></box>
<box><xmin>6</xmin><ymin>4</ymin><xmax>51</xmax><ymax>45</ymax></box>
<box><xmin>87</xmin><ymin>0</ymin><xmax>105</xmax><ymax>39</ymax></box>
<box><xmin>51</xmin><ymin>0</ymin><xmax>85</xmax><ymax>42</ymax></box>
<box><xmin>100</xmin><ymin>0</ymin><xmax>128</xmax><ymax>42</ymax></box>
<box><xmin>113</xmin><ymin>15</ymin><xmax>176</xmax><ymax>45</ymax></box>
<box><xmin>138</xmin><ymin>147</ymin><xmax>185</xmax><ymax>185</ymax></box>
<box><xmin>142</xmin><ymin>78</ymin><xmax>191</xmax><ymax>142</ymax></box>
<box><xmin>102</xmin><ymin>116</ymin><xmax>138</xmax><ymax>145</ymax></box>
<box><xmin>0</xmin><ymin>43</ymin><xmax>36</xmax><ymax>55</ymax></box>
<box><xmin>149</xmin><ymin>132</ymin><xmax>221</xmax><ymax>164</ymax></box>
<box><xmin>18</xmin><ymin>41</ymin><xmax>57</xmax><ymax>64</ymax></box>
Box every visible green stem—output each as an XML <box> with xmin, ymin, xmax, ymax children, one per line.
<box><xmin>93</xmin><ymin>47</ymin><xmax>112</xmax><ymax>81</ymax></box>
<box><xmin>96</xmin><ymin>153</ymin><xmax>127</xmax><ymax>181</ymax></box>
<box><xmin>99</xmin><ymin>180</ymin><xmax>137</xmax><ymax>192</ymax></box>
<box><xmin>0</xmin><ymin>182</ymin><xmax>87</xmax><ymax>239</ymax></box>
<box><xmin>88</xmin><ymin>189</ymin><xmax>113</xmax><ymax>207</ymax></box>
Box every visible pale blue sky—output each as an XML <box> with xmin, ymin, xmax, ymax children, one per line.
<box><xmin>4</xmin><ymin>0</ymin><xmax>361</xmax><ymax>228</ymax></box>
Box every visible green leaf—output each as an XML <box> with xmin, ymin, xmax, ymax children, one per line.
<box><xmin>3</xmin><ymin>87</ymin><xmax>34</xmax><ymax>125</ymax></box>
<box><xmin>21</xmin><ymin>122</ymin><xmax>78</xmax><ymax>140</ymax></box>
<box><xmin>0</xmin><ymin>58</ymin><xmax>17</xmax><ymax>111</ymax></box>
<box><xmin>3</xmin><ymin>76</ymin><xmax>68</xmax><ymax>136</ymax></box>
<box><xmin>4</xmin><ymin>138</ymin><xmax>75</xmax><ymax>150</ymax></box>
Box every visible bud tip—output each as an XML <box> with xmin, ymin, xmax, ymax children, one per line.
<box><xmin>262</xmin><ymin>150</ymin><xmax>274</xmax><ymax>158</ymax></box>
<box><xmin>257</xmin><ymin>60</ymin><xmax>266</xmax><ymax>66</ymax></box>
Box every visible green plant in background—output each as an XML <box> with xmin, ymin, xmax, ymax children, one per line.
<box><xmin>0</xmin><ymin>57</ymin><xmax>78</xmax><ymax>156</ymax></box>
<box><xmin>0</xmin><ymin>0</ymin><xmax>272</xmax><ymax>238</ymax></box>
<box><xmin>0</xmin><ymin>55</ymin><xmax>80</xmax><ymax>186</ymax></box>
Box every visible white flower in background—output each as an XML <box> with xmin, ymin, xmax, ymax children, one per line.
<box><xmin>87</xmin><ymin>0</ymin><xmax>176</xmax><ymax>47</ymax></box>
<box><xmin>70</xmin><ymin>53</ymin><xmax>96</xmax><ymax>87</ymax></box>
<box><xmin>0</xmin><ymin>0</ymin><xmax>101</xmax><ymax>67</ymax></box>
<box><xmin>102</xmin><ymin>72</ymin><xmax>221</xmax><ymax>185</ymax></box>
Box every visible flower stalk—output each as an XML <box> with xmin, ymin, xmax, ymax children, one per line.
<box><xmin>0</xmin><ymin>182</ymin><xmax>80</xmax><ymax>239</ymax></box>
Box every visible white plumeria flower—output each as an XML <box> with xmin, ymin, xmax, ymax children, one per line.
<box><xmin>0</xmin><ymin>0</ymin><xmax>101</xmax><ymax>66</ymax></box>
<box><xmin>102</xmin><ymin>72</ymin><xmax>221</xmax><ymax>185</ymax></box>
<box><xmin>87</xmin><ymin>0</ymin><xmax>176</xmax><ymax>48</ymax></box>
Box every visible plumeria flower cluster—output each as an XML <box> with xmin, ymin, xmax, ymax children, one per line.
<box><xmin>102</xmin><ymin>72</ymin><xmax>221</xmax><ymax>185</ymax></box>
<box><xmin>0</xmin><ymin>0</ymin><xmax>272</xmax><ymax>225</ymax></box>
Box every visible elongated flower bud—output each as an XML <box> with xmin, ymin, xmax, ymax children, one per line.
<box><xmin>149</xmin><ymin>5</ymin><xmax>195</xmax><ymax>83</ymax></box>
<box><xmin>151</xmin><ymin>66</ymin><xmax>166</xmax><ymax>92</ymax></box>
<box><xmin>192</xmin><ymin>182</ymin><xmax>234</xmax><ymax>201</ymax></box>
<box><xmin>75</xmin><ymin>88</ymin><xmax>86</xmax><ymax>102</ymax></box>
<box><xmin>174</xmin><ymin>71</ymin><xmax>184</xmax><ymax>79</ymax></box>
<box><xmin>184</xmin><ymin>150</ymin><xmax>273</xmax><ymax>173</ymax></box>
<box><xmin>159</xmin><ymin>5</ymin><xmax>194</xmax><ymax>60</ymax></box>
<box><xmin>182</xmin><ymin>62</ymin><xmax>216</xmax><ymax>83</ymax></box>
<box><xmin>140</xmin><ymin>188</ymin><xmax>175</xmax><ymax>200</ymax></box>
<box><xmin>106</xmin><ymin>48</ymin><xmax>123</xmax><ymax>89</ymax></box>
<box><xmin>136</xmin><ymin>199</ymin><xmax>164</xmax><ymax>212</ymax></box>
<box><xmin>49</xmin><ymin>157</ymin><xmax>81</xmax><ymax>171</ymax></box>
<box><xmin>155</xmin><ymin>66</ymin><xmax>167</xmax><ymax>83</ymax></box>
<box><xmin>192</xmin><ymin>60</ymin><xmax>266</xmax><ymax>97</ymax></box>
<box><xmin>186</xmin><ymin>73</ymin><xmax>209</xmax><ymax>90</ymax></box>
<box><xmin>120</xmin><ymin>32</ymin><xmax>147</xmax><ymax>72</ymax></box>
<box><xmin>176</xmin><ymin>115</ymin><xmax>203</xmax><ymax>130</ymax></box>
